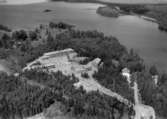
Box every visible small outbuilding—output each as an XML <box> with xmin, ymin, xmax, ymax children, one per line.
<box><xmin>122</xmin><ymin>68</ymin><xmax>131</xmax><ymax>84</ymax></box>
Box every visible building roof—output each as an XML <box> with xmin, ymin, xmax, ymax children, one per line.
<box><xmin>44</xmin><ymin>48</ymin><xmax>74</xmax><ymax>56</ymax></box>
<box><xmin>122</xmin><ymin>68</ymin><xmax>130</xmax><ymax>73</ymax></box>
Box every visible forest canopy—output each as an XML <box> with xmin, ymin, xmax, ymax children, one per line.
<box><xmin>0</xmin><ymin>22</ymin><xmax>167</xmax><ymax>118</ymax></box>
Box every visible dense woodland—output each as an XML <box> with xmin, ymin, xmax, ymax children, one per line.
<box><xmin>0</xmin><ymin>22</ymin><xmax>167</xmax><ymax>118</ymax></box>
<box><xmin>0</xmin><ymin>72</ymin><xmax>56</xmax><ymax>119</ymax></box>
<box><xmin>0</xmin><ymin>69</ymin><xmax>130</xmax><ymax>119</ymax></box>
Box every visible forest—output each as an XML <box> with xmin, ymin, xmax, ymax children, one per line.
<box><xmin>0</xmin><ymin>22</ymin><xmax>167</xmax><ymax>118</ymax></box>
<box><xmin>0</xmin><ymin>69</ymin><xmax>131</xmax><ymax>119</ymax></box>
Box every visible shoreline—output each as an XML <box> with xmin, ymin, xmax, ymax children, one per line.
<box><xmin>140</xmin><ymin>15</ymin><xmax>157</xmax><ymax>22</ymax></box>
<box><xmin>96</xmin><ymin>4</ymin><xmax>167</xmax><ymax>32</ymax></box>
<box><xmin>96</xmin><ymin>5</ymin><xmax>158</xmax><ymax>22</ymax></box>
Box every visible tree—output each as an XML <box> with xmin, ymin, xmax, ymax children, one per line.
<box><xmin>12</xmin><ymin>30</ymin><xmax>28</xmax><ymax>41</ymax></box>
<box><xmin>29</xmin><ymin>31</ymin><xmax>37</xmax><ymax>41</ymax></box>
<box><xmin>159</xmin><ymin>73</ymin><xmax>167</xmax><ymax>85</ymax></box>
<box><xmin>0</xmin><ymin>33</ymin><xmax>12</xmax><ymax>48</ymax></box>
<box><xmin>149</xmin><ymin>65</ymin><xmax>158</xmax><ymax>75</ymax></box>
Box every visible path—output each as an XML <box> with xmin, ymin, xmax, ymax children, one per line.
<box><xmin>131</xmin><ymin>74</ymin><xmax>156</xmax><ymax>119</ymax></box>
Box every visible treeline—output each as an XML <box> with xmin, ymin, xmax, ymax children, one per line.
<box><xmin>0</xmin><ymin>24</ymin><xmax>11</xmax><ymax>32</ymax></box>
<box><xmin>116</xmin><ymin>4</ymin><xmax>149</xmax><ymax>14</ymax></box>
<box><xmin>49</xmin><ymin>22</ymin><xmax>74</xmax><ymax>29</ymax></box>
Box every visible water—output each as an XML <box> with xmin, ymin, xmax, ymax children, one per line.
<box><xmin>0</xmin><ymin>1</ymin><xmax>167</xmax><ymax>72</ymax></box>
<box><xmin>0</xmin><ymin>0</ymin><xmax>47</xmax><ymax>5</ymax></box>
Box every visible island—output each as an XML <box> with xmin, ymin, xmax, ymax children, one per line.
<box><xmin>96</xmin><ymin>6</ymin><xmax>120</xmax><ymax>17</ymax></box>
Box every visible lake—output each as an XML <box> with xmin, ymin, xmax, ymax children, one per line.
<box><xmin>0</xmin><ymin>0</ymin><xmax>47</xmax><ymax>5</ymax></box>
<box><xmin>0</xmin><ymin>1</ymin><xmax>167</xmax><ymax>72</ymax></box>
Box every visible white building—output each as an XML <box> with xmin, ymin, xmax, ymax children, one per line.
<box><xmin>152</xmin><ymin>75</ymin><xmax>159</xmax><ymax>86</ymax></box>
<box><xmin>122</xmin><ymin>68</ymin><xmax>131</xmax><ymax>84</ymax></box>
